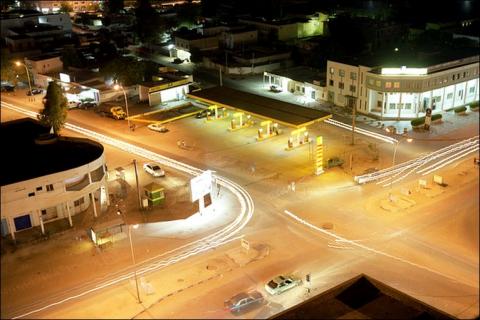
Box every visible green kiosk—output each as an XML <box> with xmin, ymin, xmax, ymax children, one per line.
<box><xmin>143</xmin><ymin>182</ymin><xmax>165</xmax><ymax>207</ymax></box>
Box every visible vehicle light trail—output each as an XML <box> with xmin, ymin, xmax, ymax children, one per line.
<box><xmin>354</xmin><ymin>136</ymin><xmax>479</xmax><ymax>185</ymax></box>
<box><xmin>325</xmin><ymin>118</ymin><xmax>398</xmax><ymax>144</ymax></box>
<box><xmin>1</xmin><ymin>101</ymin><xmax>255</xmax><ymax>319</ymax></box>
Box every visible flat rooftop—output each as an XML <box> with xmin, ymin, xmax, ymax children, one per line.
<box><xmin>1</xmin><ymin>118</ymin><xmax>104</xmax><ymax>186</ymax></box>
<box><xmin>188</xmin><ymin>86</ymin><xmax>331</xmax><ymax>128</ymax></box>
<box><xmin>272</xmin><ymin>274</ymin><xmax>453</xmax><ymax>319</ymax></box>
<box><xmin>269</xmin><ymin>66</ymin><xmax>325</xmax><ymax>85</ymax></box>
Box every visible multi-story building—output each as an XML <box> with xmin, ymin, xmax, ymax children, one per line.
<box><xmin>0</xmin><ymin>11</ymin><xmax>72</xmax><ymax>39</ymax></box>
<box><xmin>30</xmin><ymin>1</ymin><xmax>102</xmax><ymax>13</ymax></box>
<box><xmin>326</xmin><ymin>55</ymin><xmax>480</xmax><ymax>119</ymax></box>
<box><xmin>1</xmin><ymin>118</ymin><xmax>109</xmax><ymax>240</ymax></box>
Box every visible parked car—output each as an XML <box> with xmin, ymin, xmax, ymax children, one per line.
<box><xmin>327</xmin><ymin>157</ymin><xmax>344</xmax><ymax>168</ymax></box>
<box><xmin>265</xmin><ymin>275</ymin><xmax>301</xmax><ymax>295</ymax></box>
<box><xmin>224</xmin><ymin>291</ymin><xmax>264</xmax><ymax>315</ymax></box>
<box><xmin>79</xmin><ymin>101</ymin><xmax>98</xmax><ymax>109</ymax></box>
<box><xmin>143</xmin><ymin>162</ymin><xmax>165</xmax><ymax>177</ymax></box>
<box><xmin>148</xmin><ymin>123</ymin><xmax>169</xmax><ymax>133</ymax></box>
<box><xmin>95</xmin><ymin>105</ymin><xmax>126</xmax><ymax>120</ymax></box>
<box><xmin>173</xmin><ymin>58</ymin><xmax>183</xmax><ymax>64</ymax></box>
<box><xmin>195</xmin><ymin>109</ymin><xmax>210</xmax><ymax>119</ymax></box>
<box><xmin>270</xmin><ymin>85</ymin><xmax>282</xmax><ymax>93</ymax></box>
<box><xmin>68</xmin><ymin>100</ymin><xmax>81</xmax><ymax>109</ymax></box>
<box><xmin>1</xmin><ymin>84</ymin><xmax>15</xmax><ymax>92</ymax></box>
<box><xmin>27</xmin><ymin>88</ymin><xmax>43</xmax><ymax>95</ymax></box>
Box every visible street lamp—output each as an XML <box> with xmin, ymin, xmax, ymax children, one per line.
<box><xmin>15</xmin><ymin>61</ymin><xmax>32</xmax><ymax>94</ymax></box>
<box><xmin>128</xmin><ymin>224</ymin><xmax>141</xmax><ymax>304</ymax></box>
<box><xmin>114</xmin><ymin>84</ymin><xmax>131</xmax><ymax>130</ymax></box>
<box><xmin>168</xmin><ymin>44</ymin><xmax>174</xmax><ymax>58</ymax></box>
<box><xmin>386</xmin><ymin>128</ymin><xmax>413</xmax><ymax>201</ymax></box>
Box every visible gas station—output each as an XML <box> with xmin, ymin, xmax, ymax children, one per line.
<box><xmin>188</xmin><ymin>86</ymin><xmax>332</xmax><ymax>175</ymax></box>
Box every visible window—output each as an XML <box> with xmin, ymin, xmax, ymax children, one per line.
<box><xmin>46</xmin><ymin>184</ymin><xmax>54</xmax><ymax>192</ymax></box>
<box><xmin>368</xmin><ymin>79</ymin><xmax>374</xmax><ymax>85</ymax></box>
<box><xmin>447</xmin><ymin>93</ymin><xmax>453</xmax><ymax>99</ymax></box>
<box><xmin>389</xmin><ymin>103</ymin><xmax>396</xmax><ymax>110</ymax></box>
<box><xmin>339</xmin><ymin>82</ymin><xmax>344</xmax><ymax>89</ymax></box>
<box><xmin>452</xmin><ymin>75</ymin><xmax>455</xmax><ymax>81</ymax></box>
<box><xmin>405</xmin><ymin>103</ymin><xmax>412</xmax><ymax>110</ymax></box>
<box><xmin>385</xmin><ymin>82</ymin><xmax>392</xmax><ymax>88</ymax></box>
<box><xmin>329</xmin><ymin>79</ymin><xmax>334</xmax><ymax>86</ymax></box>
<box><xmin>433</xmin><ymin>96</ymin><xmax>441</xmax><ymax>103</ymax></box>
<box><xmin>74</xmin><ymin>198</ymin><xmax>85</xmax><ymax>207</ymax></box>
<box><xmin>393</xmin><ymin>82</ymin><xmax>400</xmax><ymax>88</ymax></box>
<box><xmin>469</xmin><ymin>87</ymin><xmax>475</xmax><ymax>93</ymax></box>
<box><xmin>36</xmin><ymin>186</ymin><xmax>43</xmax><ymax>191</ymax></box>
<box><xmin>375</xmin><ymin>80</ymin><xmax>381</xmax><ymax>87</ymax></box>
<box><xmin>361</xmin><ymin>73</ymin><xmax>363</xmax><ymax>84</ymax></box>
<box><xmin>329</xmin><ymin>67</ymin><xmax>334</xmax><ymax>74</ymax></box>
<box><xmin>350</xmin><ymin>72</ymin><xmax>357</xmax><ymax>80</ymax></box>
<box><xmin>28</xmin><ymin>192</ymin><xmax>35</xmax><ymax>197</ymax></box>
<box><xmin>350</xmin><ymin>85</ymin><xmax>356</xmax><ymax>92</ymax></box>
<box><xmin>463</xmin><ymin>72</ymin><xmax>466</xmax><ymax>78</ymax></box>
<box><xmin>339</xmin><ymin>69</ymin><xmax>345</xmax><ymax>77</ymax></box>
<box><xmin>458</xmin><ymin>90</ymin><xmax>463</xmax><ymax>97</ymax></box>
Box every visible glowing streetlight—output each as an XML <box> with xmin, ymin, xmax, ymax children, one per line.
<box><xmin>114</xmin><ymin>84</ymin><xmax>132</xmax><ymax>131</ymax></box>
<box><xmin>15</xmin><ymin>60</ymin><xmax>32</xmax><ymax>94</ymax></box>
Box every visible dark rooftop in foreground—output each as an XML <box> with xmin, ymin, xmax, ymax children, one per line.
<box><xmin>188</xmin><ymin>86</ymin><xmax>331</xmax><ymax>128</ymax></box>
<box><xmin>1</xmin><ymin>118</ymin><xmax>104</xmax><ymax>186</ymax></box>
<box><xmin>271</xmin><ymin>274</ymin><xmax>454</xmax><ymax>320</ymax></box>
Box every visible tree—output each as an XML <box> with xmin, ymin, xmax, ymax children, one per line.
<box><xmin>101</xmin><ymin>57</ymin><xmax>146</xmax><ymax>86</ymax></box>
<box><xmin>1</xmin><ymin>49</ymin><xmax>20</xmax><ymax>84</ymax></box>
<box><xmin>59</xmin><ymin>2</ymin><xmax>73</xmax><ymax>13</ymax></box>
<box><xmin>38</xmin><ymin>81</ymin><xmax>68</xmax><ymax>135</ymax></box>
<box><xmin>61</xmin><ymin>45</ymin><xmax>83</xmax><ymax>69</ymax></box>
<box><xmin>105</xmin><ymin>0</ymin><xmax>124</xmax><ymax>14</ymax></box>
<box><xmin>135</xmin><ymin>0</ymin><xmax>165</xmax><ymax>44</ymax></box>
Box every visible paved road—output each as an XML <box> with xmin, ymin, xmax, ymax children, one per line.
<box><xmin>1</xmin><ymin>88</ymin><xmax>478</xmax><ymax>319</ymax></box>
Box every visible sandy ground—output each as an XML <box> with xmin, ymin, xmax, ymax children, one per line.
<box><xmin>1</xmin><ymin>89</ymin><xmax>479</xmax><ymax>319</ymax></box>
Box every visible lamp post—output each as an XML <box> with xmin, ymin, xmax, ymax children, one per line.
<box><xmin>15</xmin><ymin>61</ymin><xmax>32</xmax><ymax>94</ymax></box>
<box><xmin>114</xmin><ymin>84</ymin><xmax>131</xmax><ymax>130</ymax></box>
<box><xmin>387</xmin><ymin>128</ymin><xmax>413</xmax><ymax>201</ymax></box>
<box><xmin>128</xmin><ymin>224</ymin><xmax>141</xmax><ymax>304</ymax></box>
<box><xmin>168</xmin><ymin>44</ymin><xmax>174</xmax><ymax>58</ymax></box>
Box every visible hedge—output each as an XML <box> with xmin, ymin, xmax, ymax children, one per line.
<box><xmin>411</xmin><ymin>114</ymin><xmax>442</xmax><ymax>126</ymax></box>
<box><xmin>411</xmin><ymin>117</ymin><xmax>425</xmax><ymax>126</ymax></box>
<box><xmin>454</xmin><ymin>106</ymin><xmax>467</xmax><ymax>113</ymax></box>
<box><xmin>470</xmin><ymin>102</ymin><xmax>479</xmax><ymax>110</ymax></box>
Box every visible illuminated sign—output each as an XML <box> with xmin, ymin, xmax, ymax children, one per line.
<box><xmin>190</xmin><ymin>170</ymin><xmax>213</xmax><ymax>202</ymax></box>
<box><xmin>381</xmin><ymin>66</ymin><xmax>427</xmax><ymax>76</ymax></box>
<box><xmin>59</xmin><ymin>73</ymin><xmax>71</xmax><ymax>83</ymax></box>
<box><xmin>148</xmin><ymin>78</ymin><xmax>190</xmax><ymax>93</ymax></box>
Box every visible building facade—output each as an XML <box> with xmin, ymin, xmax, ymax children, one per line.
<box><xmin>327</xmin><ymin>56</ymin><xmax>480</xmax><ymax>119</ymax></box>
<box><xmin>0</xmin><ymin>119</ymin><xmax>109</xmax><ymax>240</ymax></box>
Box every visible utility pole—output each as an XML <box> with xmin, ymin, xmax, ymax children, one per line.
<box><xmin>219</xmin><ymin>66</ymin><xmax>223</xmax><ymax>86</ymax></box>
<box><xmin>346</xmin><ymin>95</ymin><xmax>357</xmax><ymax>145</ymax></box>
<box><xmin>133</xmin><ymin>159</ymin><xmax>142</xmax><ymax>210</ymax></box>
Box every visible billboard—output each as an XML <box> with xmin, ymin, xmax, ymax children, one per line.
<box><xmin>59</xmin><ymin>73</ymin><xmax>71</xmax><ymax>83</ymax></box>
<box><xmin>190</xmin><ymin>170</ymin><xmax>213</xmax><ymax>202</ymax></box>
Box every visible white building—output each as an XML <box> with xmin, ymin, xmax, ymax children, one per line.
<box><xmin>327</xmin><ymin>55</ymin><xmax>480</xmax><ymax>119</ymax></box>
<box><xmin>264</xmin><ymin>66</ymin><xmax>328</xmax><ymax>102</ymax></box>
<box><xmin>0</xmin><ymin>11</ymin><xmax>72</xmax><ymax>39</ymax></box>
<box><xmin>0</xmin><ymin>119</ymin><xmax>109</xmax><ymax>240</ymax></box>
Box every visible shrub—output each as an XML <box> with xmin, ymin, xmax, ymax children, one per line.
<box><xmin>470</xmin><ymin>102</ymin><xmax>479</xmax><ymax>110</ymax></box>
<box><xmin>411</xmin><ymin>117</ymin><xmax>425</xmax><ymax>127</ymax></box>
<box><xmin>454</xmin><ymin>106</ymin><xmax>467</xmax><ymax>113</ymax></box>
<box><xmin>431</xmin><ymin>114</ymin><xmax>442</xmax><ymax>121</ymax></box>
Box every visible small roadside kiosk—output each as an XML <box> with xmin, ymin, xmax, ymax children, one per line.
<box><xmin>143</xmin><ymin>182</ymin><xmax>165</xmax><ymax>207</ymax></box>
<box><xmin>89</xmin><ymin>217</ymin><xmax>126</xmax><ymax>249</ymax></box>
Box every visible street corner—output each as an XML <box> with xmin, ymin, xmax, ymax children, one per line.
<box><xmin>379</xmin><ymin>193</ymin><xmax>413</xmax><ymax>212</ymax></box>
<box><xmin>225</xmin><ymin>242</ymin><xmax>270</xmax><ymax>267</ymax></box>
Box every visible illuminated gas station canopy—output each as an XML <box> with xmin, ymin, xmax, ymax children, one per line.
<box><xmin>188</xmin><ymin>87</ymin><xmax>332</xmax><ymax>128</ymax></box>
<box><xmin>381</xmin><ymin>66</ymin><xmax>428</xmax><ymax>76</ymax></box>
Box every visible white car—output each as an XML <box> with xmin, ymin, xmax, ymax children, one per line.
<box><xmin>147</xmin><ymin>123</ymin><xmax>169</xmax><ymax>133</ymax></box>
<box><xmin>264</xmin><ymin>275</ymin><xmax>301</xmax><ymax>295</ymax></box>
<box><xmin>143</xmin><ymin>163</ymin><xmax>165</xmax><ymax>177</ymax></box>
